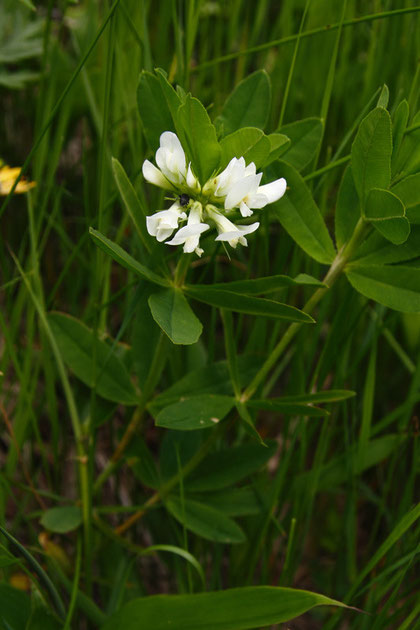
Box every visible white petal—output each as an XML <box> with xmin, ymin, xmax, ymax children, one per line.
<box><xmin>239</xmin><ymin>201</ymin><xmax>253</xmax><ymax>217</ymax></box>
<box><xmin>142</xmin><ymin>160</ymin><xmax>174</xmax><ymax>190</ymax></box>
<box><xmin>257</xmin><ymin>178</ymin><xmax>287</xmax><ymax>203</ymax></box>
<box><xmin>186</xmin><ymin>163</ymin><xmax>200</xmax><ymax>191</ymax></box>
<box><xmin>224</xmin><ymin>173</ymin><xmax>262</xmax><ymax>209</ymax></box>
<box><xmin>246</xmin><ymin>193</ymin><xmax>269</xmax><ymax>209</ymax></box>
<box><xmin>166</xmin><ymin>223</ymin><xmax>209</xmax><ymax>245</ymax></box>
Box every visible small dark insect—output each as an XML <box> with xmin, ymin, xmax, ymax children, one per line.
<box><xmin>179</xmin><ymin>194</ymin><xmax>190</xmax><ymax>207</ymax></box>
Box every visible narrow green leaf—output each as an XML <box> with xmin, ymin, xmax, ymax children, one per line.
<box><xmin>89</xmin><ymin>227</ymin><xmax>169</xmax><ymax>287</ymax></box>
<box><xmin>248</xmin><ymin>400</ymin><xmax>328</xmax><ymax>417</ymax></box>
<box><xmin>391</xmin><ymin>99</ymin><xmax>409</xmax><ymax>174</ymax></box>
<box><xmin>346</xmin><ymin>264</ymin><xmax>420</xmax><ymax>312</ymax></box>
<box><xmin>176</xmin><ymin>94</ymin><xmax>221</xmax><ymax>184</ymax></box>
<box><xmin>155</xmin><ymin>68</ymin><xmax>183</xmax><ymax>124</ymax></box>
<box><xmin>219</xmin><ymin>127</ymin><xmax>270</xmax><ymax>170</ymax></box>
<box><xmin>101</xmin><ymin>586</ymin><xmax>347</xmax><ymax>630</ymax></box>
<box><xmin>194</xmin><ymin>487</ymin><xmax>262</xmax><ymax>516</ymax></box>
<box><xmin>0</xmin><ymin>527</ymin><xmax>66</xmax><ymax>621</ymax></box>
<box><xmin>148</xmin><ymin>289</ymin><xmax>203</xmax><ymax>345</ymax></box>
<box><xmin>186</xmin><ymin>441</ymin><xmax>277</xmax><ymax>491</ymax></box>
<box><xmin>111</xmin><ymin>158</ymin><xmax>150</xmax><ymax>249</ymax></box>
<box><xmin>185</xmin><ymin>286</ymin><xmax>315</xmax><ymax>323</ymax></box>
<box><xmin>393</xmin><ymin>110</ymin><xmax>420</xmax><ymax>178</ymax></box>
<box><xmin>142</xmin><ymin>545</ymin><xmax>205</xmax><ymax>585</ymax></box>
<box><xmin>48</xmin><ymin>312</ymin><xmax>139</xmax><ymax>405</ymax></box>
<box><xmin>279</xmin><ymin>118</ymin><xmax>323</xmax><ymax>171</ymax></box>
<box><xmin>155</xmin><ymin>395</ymin><xmax>234</xmax><ymax>430</ymax></box>
<box><xmin>188</xmin><ymin>274</ymin><xmax>324</xmax><ymax>297</ymax></box>
<box><xmin>335</xmin><ymin>165</ymin><xmax>361</xmax><ymax>248</ymax></box>
<box><xmin>137</xmin><ymin>71</ymin><xmax>175</xmax><ymax>152</ymax></box>
<box><xmin>265</xmin><ymin>390</ymin><xmax>356</xmax><ymax>404</ymax></box>
<box><xmin>166</xmin><ymin>497</ymin><xmax>246</xmax><ymax>543</ymax></box>
<box><xmin>295</xmin><ymin>435</ymin><xmax>404</xmax><ymax>492</ymax></box>
<box><xmin>351</xmin><ymin>107</ymin><xmax>392</xmax><ymax>203</ymax></box>
<box><xmin>272</xmin><ymin>161</ymin><xmax>336</xmax><ymax>264</ymax></box>
<box><xmin>216</xmin><ymin>70</ymin><xmax>271</xmax><ymax>137</ymax></box>
<box><xmin>40</xmin><ymin>506</ymin><xmax>82</xmax><ymax>534</ymax></box>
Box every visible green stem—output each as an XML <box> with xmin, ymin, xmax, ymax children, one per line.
<box><xmin>114</xmin><ymin>421</ymin><xmax>226</xmax><ymax>535</ymax></box>
<box><xmin>0</xmin><ymin>0</ymin><xmax>122</xmax><ymax>221</ymax></box>
<box><xmin>241</xmin><ymin>218</ymin><xmax>367</xmax><ymax>402</ymax></box>
<box><xmin>93</xmin><ymin>332</ymin><xmax>168</xmax><ymax>493</ymax></box>
<box><xmin>192</xmin><ymin>6</ymin><xmax>420</xmax><ymax>71</ymax></box>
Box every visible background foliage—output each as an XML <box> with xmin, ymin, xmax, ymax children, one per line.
<box><xmin>1</xmin><ymin>1</ymin><xmax>420</xmax><ymax>629</ymax></box>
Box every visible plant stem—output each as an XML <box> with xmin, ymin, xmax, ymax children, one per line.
<box><xmin>93</xmin><ymin>332</ymin><xmax>168</xmax><ymax>493</ymax></box>
<box><xmin>114</xmin><ymin>421</ymin><xmax>226</xmax><ymax>535</ymax></box>
<box><xmin>241</xmin><ymin>218</ymin><xmax>367</xmax><ymax>403</ymax></box>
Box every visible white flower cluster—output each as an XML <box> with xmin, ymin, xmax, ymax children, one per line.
<box><xmin>142</xmin><ymin>131</ymin><xmax>286</xmax><ymax>257</ymax></box>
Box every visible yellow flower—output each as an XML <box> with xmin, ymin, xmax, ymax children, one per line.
<box><xmin>0</xmin><ymin>164</ymin><xmax>36</xmax><ymax>195</ymax></box>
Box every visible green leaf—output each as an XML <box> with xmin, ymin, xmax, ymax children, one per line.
<box><xmin>346</xmin><ymin>264</ymin><xmax>420</xmax><ymax>312</ymax></box>
<box><xmin>279</xmin><ymin>118</ymin><xmax>323</xmax><ymax>171</ymax></box>
<box><xmin>89</xmin><ymin>228</ymin><xmax>169</xmax><ymax>287</ymax></box>
<box><xmin>155</xmin><ymin>395</ymin><xmax>234</xmax><ymax>430</ymax></box>
<box><xmin>40</xmin><ymin>506</ymin><xmax>82</xmax><ymax>534</ymax></box>
<box><xmin>150</xmin><ymin>357</ymin><xmax>259</xmax><ymax>413</ymax></box>
<box><xmin>111</xmin><ymin>158</ymin><xmax>150</xmax><ymax>249</ymax></box>
<box><xmin>148</xmin><ymin>289</ymin><xmax>203</xmax><ymax>344</ymax></box>
<box><xmin>176</xmin><ymin>94</ymin><xmax>221</xmax><ymax>184</ymax></box>
<box><xmin>194</xmin><ymin>487</ymin><xmax>262</xmax><ymax>516</ymax></box>
<box><xmin>48</xmin><ymin>312</ymin><xmax>139</xmax><ymax>405</ymax></box>
<box><xmin>101</xmin><ymin>586</ymin><xmax>346</xmax><ymax>630</ymax></box>
<box><xmin>185</xmin><ymin>286</ymin><xmax>314</xmax><ymax>323</ymax></box>
<box><xmin>392</xmin><ymin>173</ymin><xmax>420</xmax><ymax>224</ymax></box>
<box><xmin>272</xmin><ymin>161</ymin><xmax>336</xmax><ymax>264</ymax></box>
<box><xmin>393</xmin><ymin>110</ymin><xmax>420</xmax><ymax>178</ymax></box>
<box><xmin>166</xmin><ymin>497</ymin><xmax>246</xmax><ymax>543</ymax></box>
<box><xmin>263</xmin><ymin>133</ymin><xmax>291</xmax><ymax>167</ymax></box>
<box><xmin>364</xmin><ymin>188</ymin><xmax>410</xmax><ymax>244</ymax></box>
<box><xmin>352</xmin><ymin>226</ymin><xmax>420</xmax><ymax>265</ymax></box>
<box><xmin>335</xmin><ymin>165</ymin><xmax>361</xmax><ymax>248</ymax></box>
<box><xmin>295</xmin><ymin>434</ymin><xmax>404</xmax><ymax>492</ymax></box>
<box><xmin>186</xmin><ymin>441</ymin><xmax>277</xmax><ymax>491</ymax></box>
<box><xmin>219</xmin><ymin>127</ymin><xmax>270</xmax><ymax>170</ymax></box>
<box><xmin>155</xmin><ymin>68</ymin><xmax>183</xmax><ymax>124</ymax></box>
<box><xmin>0</xmin><ymin>585</ymin><xmax>30</xmax><ymax>630</ymax></box>
<box><xmin>376</xmin><ymin>84</ymin><xmax>389</xmax><ymax>109</ymax></box>
<box><xmin>189</xmin><ymin>274</ymin><xmax>325</xmax><ymax>296</ymax></box>
<box><xmin>351</xmin><ymin>107</ymin><xmax>392</xmax><ymax>204</ymax></box>
<box><xmin>137</xmin><ymin>71</ymin><xmax>175</xmax><ymax>152</ymax></box>
<box><xmin>248</xmin><ymin>400</ymin><xmax>328</xmax><ymax>417</ymax></box>
<box><xmin>391</xmin><ymin>99</ymin><xmax>409</xmax><ymax>175</ymax></box>
<box><xmin>216</xmin><ymin>70</ymin><xmax>271</xmax><ymax>137</ymax></box>
<box><xmin>266</xmin><ymin>390</ymin><xmax>356</xmax><ymax>404</ymax></box>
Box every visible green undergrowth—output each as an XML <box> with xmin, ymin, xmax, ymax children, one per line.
<box><xmin>1</xmin><ymin>1</ymin><xmax>420</xmax><ymax>629</ymax></box>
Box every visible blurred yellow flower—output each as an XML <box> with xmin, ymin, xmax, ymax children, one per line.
<box><xmin>0</xmin><ymin>164</ymin><xmax>36</xmax><ymax>195</ymax></box>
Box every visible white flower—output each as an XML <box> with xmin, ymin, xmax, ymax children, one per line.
<box><xmin>166</xmin><ymin>201</ymin><xmax>209</xmax><ymax>256</ymax></box>
<box><xmin>142</xmin><ymin>131</ymin><xmax>201</xmax><ymax>193</ymax></box>
<box><xmin>206</xmin><ymin>205</ymin><xmax>259</xmax><ymax>248</ymax></box>
<box><xmin>204</xmin><ymin>156</ymin><xmax>287</xmax><ymax>218</ymax></box>
<box><xmin>141</xmin><ymin>131</ymin><xmax>287</xmax><ymax>255</ymax></box>
<box><xmin>146</xmin><ymin>202</ymin><xmax>187</xmax><ymax>242</ymax></box>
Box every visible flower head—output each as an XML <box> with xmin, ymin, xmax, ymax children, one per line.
<box><xmin>146</xmin><ymin>202</ymin><xmax>187</xmax><ymax>242</ymax></box>
<box><xmin>166</xmin><ymin>201</ymin><xmax>209</xmax><ymax>257</ymax></box>
<box><xmin>142</xmin><ymin>132</ymin><xmax>286</xmax><ymax>256</ymax></box>
<box><xmin>0</xmin><ymin>164</ymin><xmax>36</xmax><ymax>195</ymax></box>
